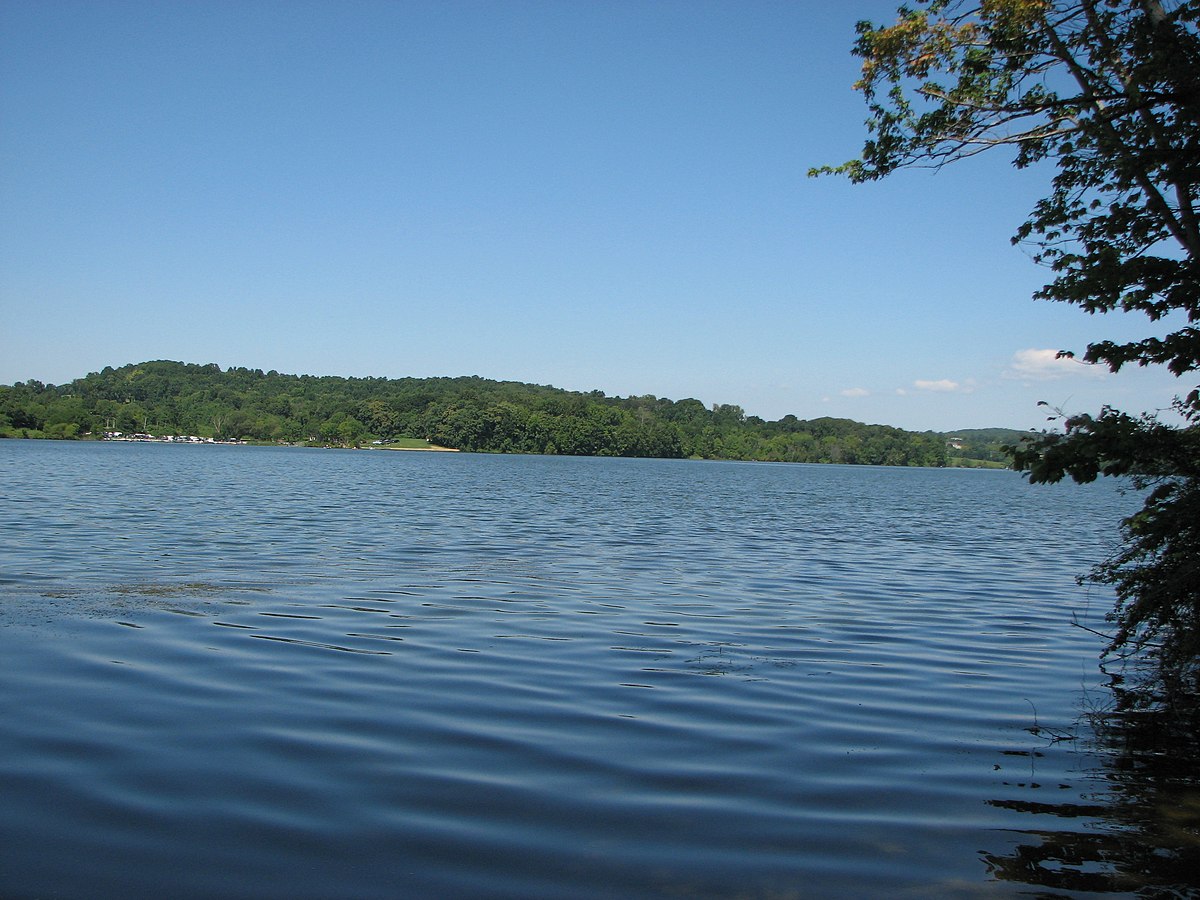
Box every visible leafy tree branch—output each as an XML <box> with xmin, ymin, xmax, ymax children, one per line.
<box><xmin>814</xmin><ymin>0</ymin><xmax>1200</xmax><ymax>694</ymax></box>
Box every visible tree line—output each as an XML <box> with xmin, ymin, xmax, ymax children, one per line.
<box><xmin>0</xmin><ymin>359</ymin><xmax>1016</xmax><ymax>467</ymax></box>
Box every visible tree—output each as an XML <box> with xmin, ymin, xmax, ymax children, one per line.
<box><xmin>813</xmin><ymin>0</ymin><xmax>1199</xmax><ymax>695</ymax></box>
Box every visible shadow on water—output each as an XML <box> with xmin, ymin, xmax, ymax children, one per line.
<box><xmin>981</xmin><ymin>670</ymin><xmax>1200</xmax><ymax>897</ymax></box>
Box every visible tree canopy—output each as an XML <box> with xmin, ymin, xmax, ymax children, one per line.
<box><xmin>0</xmin><ymin>359</ymin><xmax>998</xmax><ymax>468</ymax></box>
<box><xmin>815</xmin><ymin>0</ymin><xmax>1200</xmax><ymax>695</ymax></box>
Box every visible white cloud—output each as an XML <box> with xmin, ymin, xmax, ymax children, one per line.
<box><xmin>1007</xmin><ymin>348</ymin><xmax>1105</xmax><ymax>381</ymax></box>
<box><xmin>914</xmin><ymin>378</ymin><xmax>961</xmax><ymax>393</ymax></box>
<box><xmin>840</xmin><ymin>387</ymin><xmax>870</xmax><ymax>397</ymax></box>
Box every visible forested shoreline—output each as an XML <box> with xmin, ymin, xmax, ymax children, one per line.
<box><xmin>0</xmin><ymin>360</ymin><xmax>1018</xmax><ymax>467</ymax></box>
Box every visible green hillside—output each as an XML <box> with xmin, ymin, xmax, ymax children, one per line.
<box><xmin>1</xmin><ymin>360</ymin><xmax>1024</xmax><ymax>467</ymax></box>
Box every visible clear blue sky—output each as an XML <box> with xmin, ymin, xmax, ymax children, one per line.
<box><xmin>0</xmin><ymin>0</ymin><xmax>1187</xmax><ymax>431</ymax></box>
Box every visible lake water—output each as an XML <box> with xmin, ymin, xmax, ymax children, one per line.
<box><xmin>0</xmin><ymin>440</ymin><xmax>1180</xmax><ymax>898</ymax></box>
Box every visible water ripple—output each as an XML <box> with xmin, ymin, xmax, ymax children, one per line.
<box><xmin>0</xmin><ymin>443</ymin><xmax>1156</xmax><ymax>897</ymax></box>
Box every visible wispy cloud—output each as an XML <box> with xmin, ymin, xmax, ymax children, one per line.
<box><xmin>1006</xmin><ymin>348</ymin><xmax>1104</xmax><ymax>381</ymax></box>
<box><xmin>840</xmin><ymin>387</ymin><xmax>870</xmax><ymax>398</ymax></box>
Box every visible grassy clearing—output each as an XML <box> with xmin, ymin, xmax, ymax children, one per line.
<box><xmin>374</xmin><ymin>438</ymin><xmax>458</xmax><ymax>451</ymax></box>
<box><xmin>946</xmin><ymin>457</ymin><xmax>1009</xmax><ymax>469</ymax></box>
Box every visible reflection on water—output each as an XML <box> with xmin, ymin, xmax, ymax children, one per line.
<box><xmin>982</xmin><ymin>671</ymin><xmax>1200</xmax><ymax>896</ymax></box>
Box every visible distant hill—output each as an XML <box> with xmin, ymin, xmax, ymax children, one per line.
<box><xmin>945</xmin><ymin>427</ymin><xmax>1030</xmax><ymax>443</ymax></box>
<box><xmin>939</xmin><ymin>428</ymin><xmax>1030</xmax><ymax>468</ymax></box>
<box><xmin>1</xmin><ymin>360</ymin><xmax>1019</xmax><ymax>468</ymax></box>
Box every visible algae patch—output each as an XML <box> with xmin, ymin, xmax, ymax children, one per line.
<box><xmin>110</xmin><ymin>581</ymin><xmax>259</xmax><ymax>597</ymax></box>
<box><xmin>3</xmin><ymin>581</ymin><xmax>274</xmax><ymax>627</ymax></box>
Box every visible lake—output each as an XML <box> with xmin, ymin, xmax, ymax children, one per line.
<box><xmin>0</xmin><ymin>440</ymin><xmax>1185</xmax><ymax>897</ymax></box>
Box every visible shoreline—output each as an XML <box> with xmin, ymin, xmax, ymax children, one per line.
<box><xmin>373</xmin><ymin>444</ymin><xmax>459</xmax><ymax>452</ymax></box>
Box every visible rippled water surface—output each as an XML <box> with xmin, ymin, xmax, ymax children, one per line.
<box><xmin>0</xmin><ymin>441</ymin><xmax>1151</xmax><ymax>897</ymax></box>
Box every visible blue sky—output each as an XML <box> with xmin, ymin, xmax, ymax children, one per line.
<box><xmin>0</xmin><ymin>0</ymin><xmax>1187</xmax><ymax>431</ymax></box>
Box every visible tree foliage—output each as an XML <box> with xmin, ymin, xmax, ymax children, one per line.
<box><xmin>815</xmin><ymin>0</ymin><xmax>1200</xmax><ymax>692</ymax></box>
<box><xmin>0</xmin><ymin>359</ymin><xmax>982</xmax><ymax>468</ymax></box>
